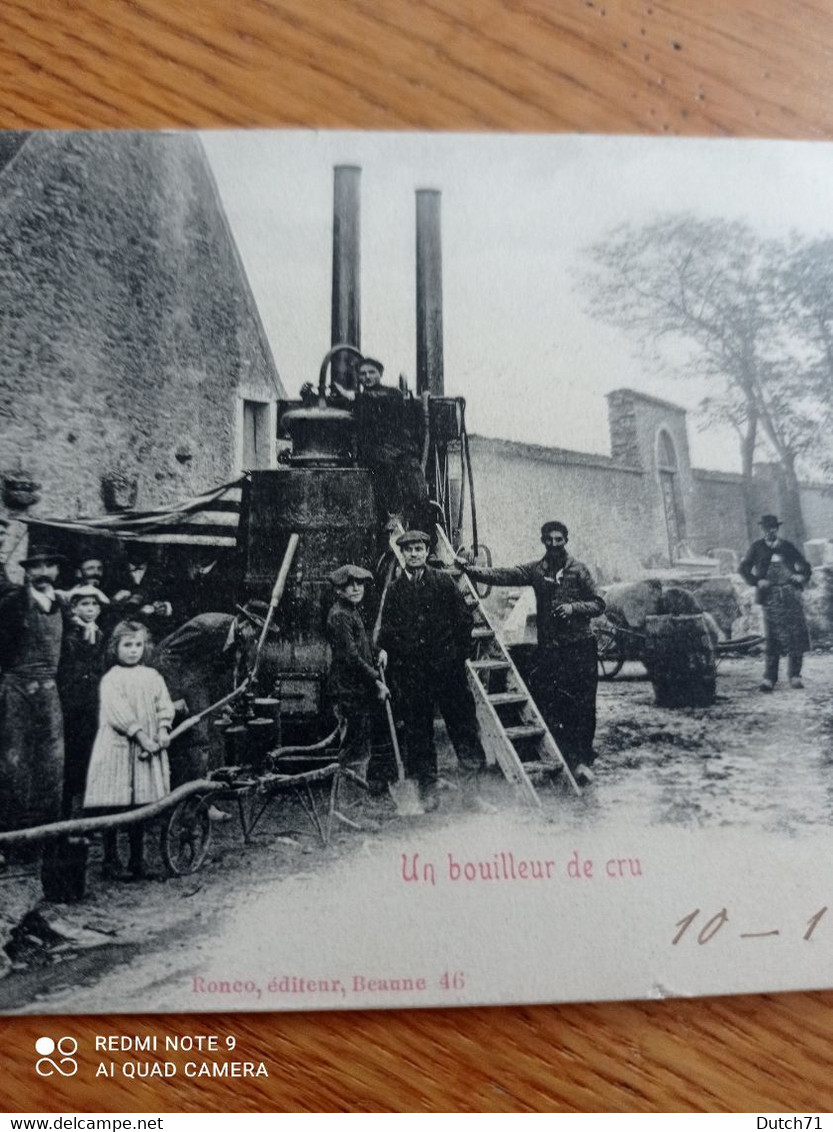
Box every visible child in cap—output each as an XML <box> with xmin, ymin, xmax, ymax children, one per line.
<box><xmin>58</xmin><ymin>584</ymin><xmax>110</xmax><ymax>816</ymax></box>
<box><xmin>326</xmin><ymin>564</ymin><xmax>389</xmax><ymax>780</ymax></box>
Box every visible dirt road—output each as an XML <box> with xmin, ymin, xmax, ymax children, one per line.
<box><xmin>2</xmin><ymin>652</ymin><xmax>831</xmax><ymax>1014</ymax></box>
<box><xmin>591</xmin><ymin>653</ymin><xmax>833</xmax><ymax>835</ymax></box>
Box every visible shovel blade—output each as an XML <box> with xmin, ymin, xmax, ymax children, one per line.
<box><xmin>388</xmin><ymin>778</ymin><xmax>424</xmax><ymax>816</ymax></box>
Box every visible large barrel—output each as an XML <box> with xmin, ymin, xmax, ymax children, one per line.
<box><xmin>643</xmin><ymin>614</ymin><xmax>717</xmax><ymax>708</ymax></box>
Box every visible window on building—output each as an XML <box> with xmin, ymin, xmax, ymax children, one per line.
<box><xmin>241</xmin><ymin>399</ymin><xmax>272</xmax><ymax>470</ymax></box>
<box><xmin>657</xmin><ymin>428</ymin><xmax>687</xmax><ymax>559</ymax></box>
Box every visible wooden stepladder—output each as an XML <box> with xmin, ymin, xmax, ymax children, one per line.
<box><xmin>434</xmin><ymin>526</ymin><xmax>582</xmax><ymax>806</ymax></box>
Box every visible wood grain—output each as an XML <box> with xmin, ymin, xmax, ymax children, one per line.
<box><xmin>2</xmin><ymin>0</ymin><xmax>833</xmax><ymax>1113</ymax></box>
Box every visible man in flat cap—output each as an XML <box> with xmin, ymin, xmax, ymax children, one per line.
<box><xmin>0</xmin><ymin>543</ymin><xmax>70</xmax><ymax>832</ymax></box>
<box><xmin>353</xmin><ymin>356</ymin><xmax>433</xmax><ymax>539</ymax></box>
<box><xmin>326</xmin><ymin>563</ymin><xmax>389</xmax><ymax>781</ymax></box>
<box><xmin>739</xmin><ymin>514</ymin><xmax>812</xmax><ymax>691</ymax></box>
<box><xmin>357</xmin><ymin>357</ymin><xmax>386</xmax><ymax>391</ymax></box>
<box><xmin>379</xmin><ymin>530</ymin><xmax>494</xmax><ymax>813</ymax></box>
<box><xmin>457</xmin><ymin>520</ymin><xmax>605</xmax><ymax>784</ymax></box>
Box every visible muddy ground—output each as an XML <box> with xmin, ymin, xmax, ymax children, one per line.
<box><xmin>2</xmin><ymin>652</ymin><xmax>831</xmax><ymax>1013</ymax></box>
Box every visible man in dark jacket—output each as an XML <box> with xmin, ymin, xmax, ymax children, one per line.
<box><xmin>110</xmin><ymin>544</ymin><xmax>176</xmax><ymax>638</ymax></box>
<box><xmin>458</xmin><ymin>520</ymin><xmax>605</xmax><ymax>783</ymax></box>
<box><xmin>168</xmin><ymin>548</ymin><xmax>236</xmax><ymax>627</ymax></box>
<box><xmin>0</xmin><ymin>544</ymin><xmax>69</xmax><ymax>832</ymax></box>
<box><xmin>354</xmin><ymin>358</ymin><xmax>432</xmax><ymax>538</ymax></box>
<box><xmin>739</xmin><ymin>514</ymin><xmax>812</xmax><ymax>691</ymax></box>
<box><xmin>58</xmin><ymin>583</ymin><xmax>109</xmax><ymax>816</ymax></box>
<box><xmin>379</xmin><ymin>530</ymin><xmax>494</xmax><ymax>813</ymax></box>
<box><xmin>326</xmin><ymin>564</ymin><xmax>389</xmax><ymax>775</ymax></box>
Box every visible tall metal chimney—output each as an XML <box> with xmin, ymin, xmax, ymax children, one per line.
<box><xmin>331</xmin><ymin>165</ymin><xmax>361</xmax><ymax>384</ymax></box>
<box><xmin>415</xmin><ymin>188</ymin><xmax>444</xmax><ymax>396</ymax></box>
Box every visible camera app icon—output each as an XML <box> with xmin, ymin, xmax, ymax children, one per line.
<box><xmin>35</xmin><ymin>1036</ymin><xmax>79</xmax><ymax>1078</ymax></box>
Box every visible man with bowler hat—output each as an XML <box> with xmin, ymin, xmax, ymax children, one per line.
<box><xmin>379</xmin><ymin>530</ymin><xmax>495</xmax><ymax>813</ymax></box>
<box><xmin>740</xmin><ymin>514</ymin><xmax>812</xmax><ymax>691</ymax></box>
<box><xmin>0</xmin><ymin>543</ymin><xmax>69</xmax><ymax>832</ymax></box>
<box><xmin>457</xmin><ymin>520</ymin><xmax>605</xmax><ymax>784</ymax></box>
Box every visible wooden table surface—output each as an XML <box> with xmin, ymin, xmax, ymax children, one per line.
<box><xmin>2</xmin><ymin>0</ymin><xmax>833</xmax><ymax>1114</ymax></box>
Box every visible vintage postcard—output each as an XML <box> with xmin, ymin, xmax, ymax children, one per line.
<box><xmin>1</xmin><ymin>128</ymin><xmax>832</xmax><ymax>1018</ymax></box>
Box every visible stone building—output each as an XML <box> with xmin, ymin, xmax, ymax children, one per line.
<box><xmin>0</xmin><ymin>131</ymin><xmax>283</xmax><ymax>535</ymax></box>
<box><xmin>470</xmin><ymin>389</ymin><xmax>833</xmax><ymax>583</ymax></box>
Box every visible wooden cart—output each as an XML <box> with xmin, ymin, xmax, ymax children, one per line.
<box><xmin>0</xmin><ymin>729</ymin><xmax>350</xmax><ymax>901</ymax></box>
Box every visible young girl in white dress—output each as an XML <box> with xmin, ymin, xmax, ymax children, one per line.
<box><xmin>84</xmin><ymin>620</ymin><xmax>175</xmax><ymax>879</ymax></box>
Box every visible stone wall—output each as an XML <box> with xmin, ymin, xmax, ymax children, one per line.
<box><xmin>0</xmin><ymin>131</ymin><xmax>282</xmax><ymax>524</ymax></box>
<box><xmin>799</xmin><ymin>482</ymin><xmax>833</xmax><ymax>543</ymax></box>
<box><xmin>467</xmin><ymin>436</ymin><xmax>649</xmax><ymax>583</ymax></box>
<box><xmin>471</xmin><ymin>421</ymin><xmax>833</xmax><ymax>585</ymax></box>
<box><xmin>689</xmin><ymin>469</ymin><xmax>749</xmax><ymax>554</ymax></box>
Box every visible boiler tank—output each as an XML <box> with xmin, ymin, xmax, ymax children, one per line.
<box><xmin>239</xmin><ymin>466</ymin><xmax>378</xmax><ymax>718</ymax></box>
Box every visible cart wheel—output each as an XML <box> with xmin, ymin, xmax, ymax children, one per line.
<box><xmin>160</xmin><ymin>795</ymin><xmax>212</xmax><ymax>876</ymax></box>
<box><xmin>595</xmin><ymin>626</ymin><xmax>624</xmax><ymax>680</ymax></box>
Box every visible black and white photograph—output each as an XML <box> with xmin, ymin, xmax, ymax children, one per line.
<box><xmin>1</xmin><ymin>128</ymin><xmax>833</xmax><ymax>1017</ymax></box>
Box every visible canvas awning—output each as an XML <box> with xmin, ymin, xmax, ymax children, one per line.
<box><xmin>23</xmin><ymin>479</ymin><xmax>245</xmax><ymax>548</ymax></box>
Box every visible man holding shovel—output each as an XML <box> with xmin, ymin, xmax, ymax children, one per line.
<box><xmin>326</xmin><ymin>565</ymin><xmax>390</xmax><ymax>780</ymax></box>
<box><xmin>379</xmin><ymin>530</ymin><xmax>496</xmax><ymax>815</ymax></box>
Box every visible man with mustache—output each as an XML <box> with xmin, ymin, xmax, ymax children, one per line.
<box><xmin>75</xmin><ymin>550</ymin><xmax>106</xmax><ymax>587</ymax></box>
<box><xmin>458</xmin><ymin>520</ymin><xmax>605</xmax><ymax>784</ymax></box>
<box><xmin>0</xmin><ymin>544</ymin><xmax>70</xmax><ymax>832</ymax></box>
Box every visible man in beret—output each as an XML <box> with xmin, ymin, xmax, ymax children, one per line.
<box><xmin>379</xmin><ymin>530</ymin><xmax>494</xmax><ymax>813</ymax></box>
<box><xmin>457</xmin><ymin>521</ymin><xmax>605</xmax><ymax>784</ymax></box>
<box><xmin>0</xmin><ymin>543</ymin><xmax>70</xmax><ymax>832</ymax></box>
<box><xmin>739</xmin><ymin>514</ymin><xmax>812</xmax><ymax>691</ymax></box>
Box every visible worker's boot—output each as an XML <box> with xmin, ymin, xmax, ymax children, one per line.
<box><xmin>460</xmin><ymin>770</ymin><xmax>497</xmax><ymax>815</ymax></box>
<box><xmin>421</xmin><ymin>781</ymin><xmax>440</xmax><ymax>814</ymax></box>
<box><xmin>126</xmin><ymin>827</ymin><xmax>147</xmax><ymax>881</ymax></box>
<box><xmin>101</xmin><ymin>831</ymin><xmax>127</xmax><ymax>880</ymax></box>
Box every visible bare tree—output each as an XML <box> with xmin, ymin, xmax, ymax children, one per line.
<box><xmin>582</xmin><ymin>215</ymin><xmax>827</xmax><ymax>543</ymax></box>
<box><xmin>770</xmin><ymin>235</ymin><xmax>833</xmax><ymax>477</ymax></box>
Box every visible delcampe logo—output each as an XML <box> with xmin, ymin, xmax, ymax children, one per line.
<box><xmin>34</xmin><ymin>1036</ymin><xmax>79</xmax><ymax>1077</ymax></box>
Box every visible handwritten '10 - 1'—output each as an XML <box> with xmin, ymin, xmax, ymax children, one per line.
<box><xmin>672</xmin><ymin>907</ymin><xmax>828</xmax><ymax>945</ymax></box>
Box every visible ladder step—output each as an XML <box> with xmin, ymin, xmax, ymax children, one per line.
<box><xmin>463</xmin><ymin>594</ymin><xmax>479</xmax><ymax>605</ymax></box>
<box><xmin>504</xmin><ymin>724</ymin><xmax>546</xmax><ymax>742</ymax></box>
<box><xmin>523</xmin><ymin>761</ymin><xmax>563</xmax><ymax>779</ymax></box>
<box><xmin>470</xmin><ymin>659</ymin><xmax>510</xmax><ymax>671</ymax></box>
<box><xmin>488</xmin><ymin>692</ymin><xmax>528</xmax><ymax>706</ymax></box>
<box><xmin>471</xmin><ymin>627</ymin><xmax>495</xmax><ymax>639</ymax></box>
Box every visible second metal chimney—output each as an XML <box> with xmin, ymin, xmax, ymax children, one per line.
<box><xmin>416</xmin><ymin>188</ymin><xmax>444</xmax><ymax>396</ymax></box>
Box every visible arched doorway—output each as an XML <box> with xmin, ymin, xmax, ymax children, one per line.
<box><xmin>657</xmin><ymin>429</ymin><xmax>687</xmax><ymax>560</ymax></box>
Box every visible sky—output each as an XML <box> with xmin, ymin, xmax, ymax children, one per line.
<box><xmin>201</xmin><ymin>130</ymin><xmax>833</xmax><ymax>473</ymax></box>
